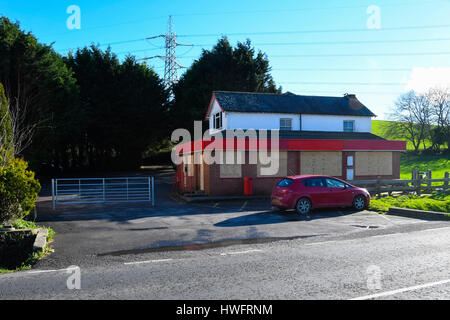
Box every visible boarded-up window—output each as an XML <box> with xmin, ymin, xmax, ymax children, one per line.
<box><xmin>220</xmin><ymin>164</ymin><xmax>242</xmax><ymax>178</ymax></box>
<box><xmin>355</xmin><ymin>152</ymin><xmax>392</xmax><ymax>176</ymax></box>
<box><xmin>257</xmin><ymin>151</ymin><xmax>287</xmax><ymax>177</ymax></box>
<box><xmin>300</xmin><ymin>152</ymin><xmax>342</xmax><ymax>176</ymax></box>
<box><xmin>219</xmin><ymin>151</ymin><xmax>242</xmax><ymax>178</ymax></box>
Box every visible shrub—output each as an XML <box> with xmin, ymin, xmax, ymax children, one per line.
<box><xmin>0</xmin><ymin>156</ymin><xmax>41</xmax><ymax>224</ymax></box>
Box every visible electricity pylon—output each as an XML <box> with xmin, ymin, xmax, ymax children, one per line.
<box><xmin>144</xmin><ymin>16</ymin><xmax>192</xmax><ymax>97</ymax></box>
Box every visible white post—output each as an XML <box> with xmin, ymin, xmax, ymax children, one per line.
<box><xmin>52</xmin><ymin>179</ymin><xmax>55</xmax><ymax>210</ymax></box>
<box><xmin>148</xmin><ymin>177</ymin><xmax>151</xmax><ymax>202</ymax></box>
<box><xmin>103</xmin><ymin>178</ymin><xmax>106</xmax><ymax>202</ymax></box>
<box><xmin>152</xmin><ymin>177</ymin><xmax>155</xmax><ymax>206</ymax></box>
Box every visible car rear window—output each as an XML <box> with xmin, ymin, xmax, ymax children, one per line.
<box><xmin>277</xmin><ymin>179</ymin><xmax>294</xmax><ymax>187</ymax></box>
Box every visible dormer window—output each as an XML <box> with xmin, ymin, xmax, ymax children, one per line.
<box><xmin>343</xmin><ymin>120</ymin><xmax>354</xmax><ymax>132</ymax></box>
<box><xmin>280</xmin><ymin>118</ymin><xmax>292</xmax><ymax>131</ymax></box>
<box><xmin>214</xmin><ymin>112</ymin><xmax>223</xmax><ymax>129</ymax></box>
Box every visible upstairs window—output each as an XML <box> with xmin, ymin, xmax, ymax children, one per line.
<box><xmin>214</xmin><ymin>112</ymin><xmax>223</xmax><ymax>129</ymax></box>
<box><xmin>280</xmin><ymin>118</ymin><xmax>292</xmax><ymax>131</ymax></box>
<box><xmin>343</xmin><ymin>120</ymin><xmax>354</xmax><ymax>132</ymax></box>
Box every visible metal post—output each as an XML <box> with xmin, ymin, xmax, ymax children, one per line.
<box><xmin>52</xmin><ymin>179</ymin><xmax>55</xmax><ymax>210</ymax></box>
<box><xmin>147</xmin><ymin>177</ymin><xmax>152</xmax><ymax>201</ymax></box>
<box><xmin>152</xmin><ymin>177</ymin><xmax>155</xmax><ymax>206</ymax></box>
<box><xmin>444</xmin><ymin>172</ymin><xmax>449</xmax><ymax>191</ymax></box>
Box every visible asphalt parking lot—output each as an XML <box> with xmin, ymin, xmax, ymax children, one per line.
<box><xmin>31</xmin><ymin>169</ymin><xmax>430</xmax><ymax>270</ymax></box>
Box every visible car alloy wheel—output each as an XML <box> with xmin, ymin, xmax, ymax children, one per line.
<box><xmin>353</xmin><ymin>195</ymin><xmax>366</xmax><ymax>210</ymax></box>
<box><xmin>296</xmin><ymin>198</ymin><xmax>311</xmax><ymax>215</ymax></box>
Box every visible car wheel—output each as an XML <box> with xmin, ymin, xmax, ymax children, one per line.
<box><xmin>296</xmin><ymin>198</ymin><xmax>311</xmax><ymax>215</ymax></box>
<box><xmin>353</xmin><ymin>195</ymin><xmax>366</xmax><ymax>211</ymax></box>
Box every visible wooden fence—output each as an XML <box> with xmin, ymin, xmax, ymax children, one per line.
<box><xmin>352</xmin><ymin>170</ymin><xmax>450</xmax><ymax>197</ymax></box>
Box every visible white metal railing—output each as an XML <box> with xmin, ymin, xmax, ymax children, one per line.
<box><xmin>51</xmin><ymin>177</ymin><xmax>154</xmax><ymax>209</ymax></box>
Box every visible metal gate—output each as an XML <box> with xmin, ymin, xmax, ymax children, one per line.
<box><xmin>51</xmin><ymin>177</ymin><xmax>154</xmax><ymax>209</ymax></box>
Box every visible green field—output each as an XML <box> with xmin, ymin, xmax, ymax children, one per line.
<box><xmin>399</xmin><ymin>153</ymin><xmax>450</xmax><ymax>180</ymax></box>
<box><xmin>372</xmin><ymin>120</ymin><xmax>442</xmax><ymax>152</ymax></box>
<box><xmin>372</xmin><ymin>120</ymin><xmax>450</xmax><ymax>180</ymax></box>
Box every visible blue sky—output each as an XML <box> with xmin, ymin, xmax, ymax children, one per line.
<box><xmin>1</xmin><ymin>0</ymin><xmax>450</xmax><ymax>119</ymax></box>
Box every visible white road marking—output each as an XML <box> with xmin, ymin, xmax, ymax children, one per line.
<box><xmin>220</xmin><ymin>249</ymin><xmax>263</xmax><ymax>256</ymax></box>
<box><xmin>124</xmin><ymin>258</ymin><xmax>174</xmax><ymax>265</ymax></box>
<box><xmin>213</xmin><ymin>202</ymin><xmax>219</xmax><ymax>208</ymax></box>
<box><xmin>350</xmin><ymin>278</ymin><xmax>450</xmax><ymax>300</ymax></box>
<box><xmin>17</xmin><ymin>267</ymin><xmax>78</xmax><ymax>275</ymax></box>
<box><xmin>240</xmin><ymin>201</ymin><xmax>248</xmax><ymax>211</ymax></box>
<box><xmin>304</xmin><ymin>240</ymin><xmax>337</xmax><ymax>246</ymax></box>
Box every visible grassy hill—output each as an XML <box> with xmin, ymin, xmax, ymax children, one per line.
<box><xmin>372</xmin><ymin>120</ymin><xmax>450</xmax><ymax>180</ymax></box>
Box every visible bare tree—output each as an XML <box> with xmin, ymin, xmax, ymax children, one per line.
<box><xmin>389</xmin><ymin>90</ymin><xmax>431</xmax><ymax>152</ymax></box>
<box><xmin>426</xmin><ymin>87</ymin><xmax>450</xmax><ymax>151</ymax></box>
<box><xmin>0</xmin><ymin>83</ymin><xmax>42</xmax><ymax>167</ymax></box>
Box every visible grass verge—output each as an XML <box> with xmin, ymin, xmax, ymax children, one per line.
<box><xmin>0</xmin><ymin>219</ymin><xmax>55</xmax><ymax>273</ymax></box>
<box><xmin>369</xmin><ymin>190</ymin><xmax>450</xmax><ymax>213</ymax></box>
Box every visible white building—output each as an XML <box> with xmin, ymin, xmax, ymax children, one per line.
<box><xmin>206</xmin><ymin>91</ymin><xmax>374</xmax><ymax>134</ymax></box>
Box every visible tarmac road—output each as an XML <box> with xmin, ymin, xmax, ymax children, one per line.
<box><xmin>1</xmin><ymin>168</ymin><xmax>449</xmax><ymax>300</ymax></box>
<box><xmin>1</xmin><ymin>219</ymin><xmax>449</xmax><ymax>300</ymax></box>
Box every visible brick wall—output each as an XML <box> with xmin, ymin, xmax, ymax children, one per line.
<box><xmin>201</xmin><ymin>150</ymin><xmax>402</xmax><ymax>196</ymax></box>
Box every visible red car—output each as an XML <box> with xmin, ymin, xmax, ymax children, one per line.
<box><xmin>271</xmin><ymin>175</ymin><xmax>370</xmax><ymax>215</ymax></box>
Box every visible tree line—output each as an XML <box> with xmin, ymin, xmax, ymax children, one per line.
<box><xmin>0</xmin><ymin>17</ymin><xmax>278</xmax><ymax>173</ymax></box>
<box><xmin>389</xmin><ymin>88</ymin><xmax>450</xmax><ymax>153</ymax></box>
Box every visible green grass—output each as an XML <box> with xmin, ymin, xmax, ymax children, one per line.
<box><xmin>11</xmin><ymin>219</ymin><xmax>56</xmax><ymax>243</ymax></box>
<box><xmin>0</xmin><ymin>219</ymin><xmax>55</xmax><ymax>273</ymax></box>
<box><xmin>372</xmin><ymin>120</ymin><xmax>446</xmax><ymax>152</ymax></box>
<box><xmin>372</xmin><ymin>119</ymin><xmax>450</xmax><ymax>181</ymax></box>
<box><xmin>399</xmin><ymin>152</ymin><xmax>450</xmax><ymax>180</ymax></box>
<box><xmin>369</xmin><ymin>190</ymin><xmax>450</xmax><ymax>213</ymax></box>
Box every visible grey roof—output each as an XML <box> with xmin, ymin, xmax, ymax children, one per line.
<box><xmin>212</xmin><ymin>91</ymin><xmax>376</xmax><ymax>117</ymax></box>
<box><xmin>213</xmin><ymin>130</ymin><xmax>385</xmax><ymax>141</ymax></box>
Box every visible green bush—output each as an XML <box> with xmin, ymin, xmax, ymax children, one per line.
<box><xmin>0</xmin><ymin>157</ymin><xmax>41</xmax><ymax>224</ymax></box>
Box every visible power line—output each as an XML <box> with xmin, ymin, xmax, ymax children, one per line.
<box><xmin>269</xmin><ymin>51</ymin><xmax>450</xmax><ymax>57</ymax></box>
<box><xmin>55</xmin><ymin>35</ymin><xmax>450</xmax><ymax>53</ymax></box>
<box><xmin>177</xmin><ymin>24</ymin><xmax>450</xmax><ymax>38</ymax></box>
<box><xmin>279</xmin><ymin>81</ymin><xmax>406</xmax><ymax>86</ymax></box>
<box><xmin>194</xmin><ymin>37</ymin><xmax>450</xmax><ymax>47</ymax></box>
<box><xmin>38</xmin><ymin>0</ymin><xmax>443</xmax><ymax>37</ymax></box>
<box><xmin>172</xmin><ymin>50</ymin><xmax>450</xmax><ymax>59</ymax></box>
<box><xmin>169</xmin><ymin>0</ymin><xmax>440</xmax><ymax>18</ymax></box>
<box><xmin>273</xmin><ymin>68</ymin><xmax>413</xmax><ymax>72</ymax></box>
<box><xmin>289</xmin><ymin>90</ymin><xmax>404</xmax><ymax>95</ymax></box>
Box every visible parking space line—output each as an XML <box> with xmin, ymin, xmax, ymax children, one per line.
<box><xmin>220</xmin><ymin>249</ymin><xmax>263</xmax><ymax>256</ymax></box>
<box><xmin>124</xmin><ymin>258</ymin><xmax>174</xmax><ymax>265</ymax></box>
<box><xmin>350</xmin><ymin>278</ymin><xmax>450</xmax><ymax>300</ymax></box>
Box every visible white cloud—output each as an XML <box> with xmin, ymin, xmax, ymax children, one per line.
<box><xmin>405</xmin><ymin>67</ymin><xmax>450</xmax><ymax>94</ymax></box>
